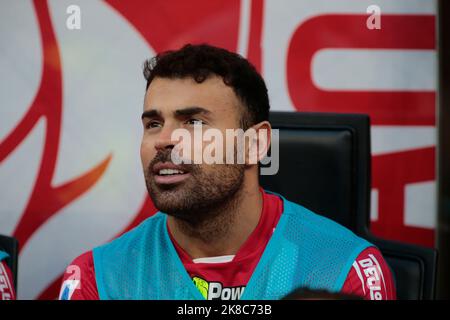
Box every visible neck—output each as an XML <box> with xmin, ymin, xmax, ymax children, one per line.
<box><xmin>167</xmin><ymin>174</ymin><xmax>263</xmax><ymax>259</ymax></box>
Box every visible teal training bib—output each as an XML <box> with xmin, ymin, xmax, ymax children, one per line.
<box><xmin>93</xmin><ymin>193</ymin><xmax>372</xmax><ymax>300</ymax></box>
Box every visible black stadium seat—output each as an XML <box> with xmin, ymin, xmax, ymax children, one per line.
<box><xmin>259</xmin><ymin>111</ymin><xmax>438</xmax><ymax>300</ymax></box>
<box><xmin>0</xmin><ymin>234</ymin><xmax>19</xmax><ymax>293</ymax></box>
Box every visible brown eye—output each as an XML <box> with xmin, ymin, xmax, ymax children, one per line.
<box><xmin>145</xmin><ymin>121</ymin><xmax>162</xmax><ymax>129</ymax></box>
<box><xmin>186</xmin><ymin>118</ymin><xmax>205</xmax><ymax>126</ymax></box>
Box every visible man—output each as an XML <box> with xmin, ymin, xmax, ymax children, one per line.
<box><xmin>0</xmin><ymin>250</ymin><xmax>15</xmax><ymax>300</ymax></box>
<box><xmin>60</xmin><ymin>44</ymin><xmax>395</xmax><ymax>300</ymax></box>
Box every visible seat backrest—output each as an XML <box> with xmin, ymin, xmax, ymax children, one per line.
<box><xmin>0</xmin><ymin>234</ymin><xmax>19</xmax><ymax>292</ymax></box>
<box><xmin>367</xmin><ymin>236</ymin><xmax>438</xmax><ymax>300</ymax></box>
<box><xmin>260</xmin><ymin>111</ymin><xmax>371</xmax><ymax>235</ymax></box>
<box><xmin>260</xmin><ymin>111</ymin><xmax>438</xmax><ymax>299</ymax></box>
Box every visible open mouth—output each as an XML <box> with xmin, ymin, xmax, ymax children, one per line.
<box><xmin>158</xmin><ymin>168</ymin><xmax>186</xmax><ymax>176</ymax></box>
<box><xmin>152</xmin><ymin>163</ymin><xmax>191</xmax><ymax>185</ymax></box>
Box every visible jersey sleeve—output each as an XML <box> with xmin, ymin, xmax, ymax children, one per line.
<box><xmin>59</xmin><ymin>251</ymin><xmax>100</xmax><ymax>300</ymax></box>
<box><xmin>0</xmin><ymin>261</ymin><xmax>16</xmax><ymax>300</ymax></box>
<box><xmin>341</xmin><ymin>246</ymin><xmax>397</xmax><ymax>300</ymax></box>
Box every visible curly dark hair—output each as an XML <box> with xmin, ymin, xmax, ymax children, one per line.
<box><xmin>143</xmin><ymin>44</ymin><xmax>270</xmax><ymax>129</ymax></box>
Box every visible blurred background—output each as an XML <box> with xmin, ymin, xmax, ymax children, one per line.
<box><xmin>0</xmin><ymin>0</ymin><xmax>447</xmax><ymax>299</ymax></box>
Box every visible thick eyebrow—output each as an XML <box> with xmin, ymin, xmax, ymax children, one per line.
<box><xmin>174</xmin><ymin>106</ymin><xmax>211</xmax><ymax>118</ymax></box>
<box><xmin>141</xmin><ymin>109</ymin><xmax>161</xmax><ymax>120</ymax></box>
<box><xmin>141</xmin><ymin>107</ymin><xmax>211</xmax><ymax>121</ymax></box>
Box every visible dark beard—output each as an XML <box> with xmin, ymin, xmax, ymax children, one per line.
<box><xmin>145</xmin><ymin>149</ymin><xmax>245</xmax><ymax>226</ymax></box>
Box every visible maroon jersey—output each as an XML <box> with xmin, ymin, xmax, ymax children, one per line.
<box><xmin>0</xmin><ymin>261</ymin><xmax>15</xmax><ymax>300</ymax></box>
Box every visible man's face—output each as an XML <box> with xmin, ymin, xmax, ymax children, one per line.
<box><xmin>141</xmin><ymin>76</ymin><xmax>246</xmax><ymax>221</ymax></box>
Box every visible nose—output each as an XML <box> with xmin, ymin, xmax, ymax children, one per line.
<box><xmin>154</xmin><ymin>124</ymin><xmax>176</xmax><ymax>152</ymax></box>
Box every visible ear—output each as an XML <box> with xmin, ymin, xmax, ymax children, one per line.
<box><xmin>245</xmin><ymin>121</ymin><xmax>272</xmax><ymax>165</ymax></box>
